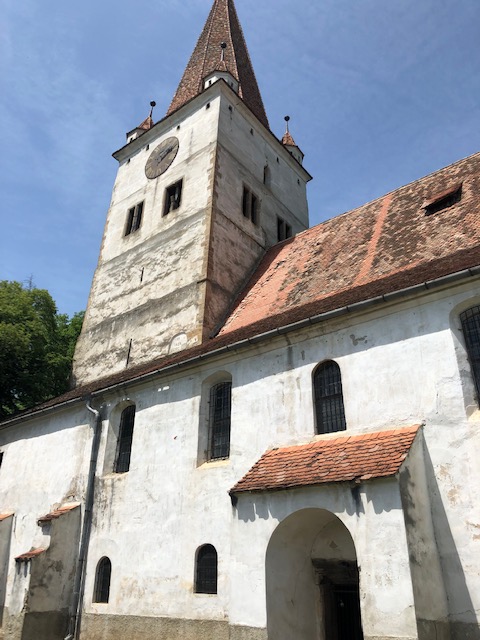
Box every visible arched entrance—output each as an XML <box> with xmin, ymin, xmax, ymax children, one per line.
<box><xmin>266</xmin><ymin>508</ymin><xmax>363</xmax><ymax>640</ymax></box>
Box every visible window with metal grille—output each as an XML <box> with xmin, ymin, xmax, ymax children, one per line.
<box><xmin>124</xmin><ymin>201</ymin><xmax>144</xmax><ymax>236</ymax></box>
<box><xmin>93</xmin><ymin>557</ymin><xmax>111</xmax><ymax>603</ymax></box>
<box><xmin>313</xmin><ymin>361</ymin><xmax>346</xmax><ymax>434</ymax></box>
<box><xmin>163</xmin><ymin>179</ymin><xmax>183</xmax><ymax>216</ymax></box>
<box><xmin>114</xmin><ymin>405</ymin><xmax>135</xmax><ymax>473</ymax></box>
<box><xmin>208</xmin><ymin>382</ymin><xmax>231</xmax><ymax>461</ymax></box>
<box><xmin>460</xmin><ymin>305</ymin><xmax>480</xmax><ymax>401</ymax></box>
<box><xmin>195</xmin><ymin>544</ymin><xmax>218</xmax><ymax>594</ymax></box>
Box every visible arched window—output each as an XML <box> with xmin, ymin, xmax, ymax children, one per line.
<box><xmin>115</xmin><ymin>405</ymin><xmax>135</xmax><ymax>473</ymax></box>
<box><xmin>208</xmin><ymin>382</ymin><xmax>231</xmax><ymax>460</ymax></box>
<box><xmin>93</xmin><ymin>557</ymin><xmax>111</xmax><ymax>603</ymax></box>
<box><xmin>195</xmin><ymin>544</ymin><xmax>218</xmax><ymax>594</ymax></box>
<box><xmin>313</xmin><ymin>361</ymin><xmax>346</xmax><ymax>434</ymax></box>
<box><xmin>460</xmin><ymin>305</ymin><xmax>480</xmax><ymax>401</ymax></box>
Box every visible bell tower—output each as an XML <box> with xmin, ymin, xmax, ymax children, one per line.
<box><xmin>72</xmin><ymin>0</ymin><xmax>311</xmax><ymax>386</ymax></box>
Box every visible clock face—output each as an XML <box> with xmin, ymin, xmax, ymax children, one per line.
<box><xmin>145</xmin><ymin>137</ymin><xmax>179</xmax><ymax>179</ymax></box>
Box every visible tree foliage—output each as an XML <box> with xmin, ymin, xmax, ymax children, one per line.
<box><xmin>0</xmin><ymin>281</ymin><xmax>84</xmax><ymax>419</ymax></box>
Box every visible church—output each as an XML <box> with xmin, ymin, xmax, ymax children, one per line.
<box><xmin>0</xmin><ymin>1</ymin><xmax>479</xmax><ymax>639</ymax></box>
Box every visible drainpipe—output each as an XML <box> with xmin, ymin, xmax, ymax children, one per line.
<box><xmin>65</xmin><ymin>400</ymin><xmax>103</xmax><ymax>640</ymax></box>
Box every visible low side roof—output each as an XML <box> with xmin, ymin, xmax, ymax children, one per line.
<box><xmin>220</xmin><ymin>152</ymin><xmax>480</xmax><ymax>336</ymax></box>
<box><xmin>230</xmin><ymin>425</ymin><xmax>421</xmax><ymax>494</ymax></box>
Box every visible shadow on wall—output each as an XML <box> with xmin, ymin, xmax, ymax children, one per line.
<box><xmin>0</xmin><ymin>515</ymin><xmax>14</xmax><ymax>626</ymax></box>
<box><xmin>19</xmin><ymin>505</ymin><xmax>82</xmax><ymax>640</ymax></box>
<box><xmin>234</xmin><ymin>478</ymin><xmax>406</xmax><ymax>525</ymax></box>
<box><xmin>422</xmin><ymin>446</ymin><xmax>480</xmax><ymax>640</ymax></box>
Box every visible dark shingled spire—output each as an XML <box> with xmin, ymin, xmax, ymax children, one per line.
<box><xmin>167</xmin><ymin>0</ymin><xmax>269</xmax><ymax>129</ymax></box>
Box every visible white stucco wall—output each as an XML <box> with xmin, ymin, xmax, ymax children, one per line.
<box><xmin>1</xmin><ymin>279</ymin><xmax>479</xmax><ymax>637</ymax></box>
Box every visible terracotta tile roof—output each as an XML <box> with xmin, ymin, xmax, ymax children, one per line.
<box><xmin>137</xmin><ymin>114</ymin><xmax>154</xmax><ymax>131</ymax></box>
<box><xmin>282</xmin><ymin>131</ymin><xmax>297</xmax><ymax>146</ymax></box>
<box><xmin>15</xmin><ymin>548</ymin><xmax>46</xmax><ymax>562</ymax></box>
<box><xmin>167</xmin><ymin>0</ymin><xmax>269</xmax><ymax>129</ymax></box>
<box><xmin>2</xmin><ymin>154</ymin><xmax>479</xmax><ymax>424</ymax></box>
<box><xmin>220</xmin><ymin>152</ymin><xmax>480</xmax><ymax>335</ymax></box>
<box><xmin>37</xmin><ymin>502</ymin><xmax>80</xmax><ymax>525</ymax></box>
<box><xmin>230</xmin><ymin>425</ymin><xmax>420</xmax><ymax>495</ymax></box>
<box><xmin>0</xmin><ymin>513</ymin><xmax>13</xmax><ymax>522</ymax></box>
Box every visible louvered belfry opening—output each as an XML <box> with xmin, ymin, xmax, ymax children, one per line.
<box><xmin>115</xmin><ymin>405</ymin><xmax>136</xmax><ymax>473</ymax></box>
<box><xmin>460</xmin><ymin>305</ymin><xmax>480</xmax><ymax>400</ymax></box>
<box><xmin>208</xmin><ymin>382</ymin><xmax>232</xmax><ymax>460</ymax></box>
<box><xmin>313</xmin><ymin>361</ymin><xmax>347</xmax><ymax>434</ymax></box>
<box><xmin>195</xmin><ymin>544</ymin><xmax>218</xmax><ymax>594</ymax></box>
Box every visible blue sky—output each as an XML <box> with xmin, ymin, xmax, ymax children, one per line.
<box><xmin>1</xmin><ymin>0</ymin><xmax>479</xmax><ymax>317</ymax></box>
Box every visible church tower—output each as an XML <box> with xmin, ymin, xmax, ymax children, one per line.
<box><xmin>72</xmin><ymin>0</ymin><xmax>311</xmax><ymax>386</ymax></box>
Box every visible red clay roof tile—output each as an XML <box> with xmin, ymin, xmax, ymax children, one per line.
<box><xmin>15</xmin><ymin>548</ymin><xmax>46</xmax><ymax>562</ymax></box>
<box><xmin>0</xmin><ymin>513</ymin><xmax>13</xmax><ymax>522</ymax></box>
<box><xmin>230</xmin><ymin>425</ymin><xmax>420</xmax><ymax>494</ymax></box>
<box><xmin>282</xmin><ymin>131</ymin><xmax>297</xmax><ymax>146</ymax></box>
<box><xmin>220</xmin><ymin>153</ymin><xmax>480</xmax><ymax>335</ymax></box>
<box><xmin>2</xmin><ymin>154</ymin><xmax>479</xmax><ymax>424</ymax></box>
<box><xmin>167</xmin><ymin>0</ymin><xmax>269</xmax><ymax>128</ymax></box>
<box><xmin>37</xmin><ymin>502</ymin><xmax>80</xmax><ymax>525</ymax></box>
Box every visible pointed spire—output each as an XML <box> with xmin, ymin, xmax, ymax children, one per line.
<box><xmin>281</xmin><ymin>116</ymin><xmax>304</xmax><ymax>165</ymax></box>
<box><xmin>167</xmin><ymin>0</ymin><xmax>269</xmax><ymax>129</ymax></box>
<box><xmin>138</xmin><ymin>101</ymin><xmax>156</xmax><ymax>132</ymax></box>
<box><xmin>281</xmin><ymin>115</ymin><xmax>297</xmax><ymax>147</ymax></box>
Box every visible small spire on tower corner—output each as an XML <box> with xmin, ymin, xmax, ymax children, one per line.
<box><xmin>281</xmin><ymin>115</ymin><xmax>304</xmax><ymax>165</ymax></box>
<box><xmin>126</xmin><ymin>100</ymin><xmax>157</xmax><ymax>142</ymax></box>
<box><xmin>282</xmin><ymin>115</ymin><xmax>296</xmax><ymax>147</ymax></box>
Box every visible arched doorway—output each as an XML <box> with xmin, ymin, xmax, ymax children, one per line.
<box><xmin>266</xmin><ymin>508</ymin><xmax>363</xmax><ymax>640</ymax></box>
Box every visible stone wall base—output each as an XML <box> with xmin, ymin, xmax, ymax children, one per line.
<box><xmin>79</xmin><ymin>614</ymin><xmax>268</xmax><ymax>640</ymax></box>
<box><xmin>451</xmin><ymin>621</ymin><xmax>480</xmax><ymax>640</ymax></box>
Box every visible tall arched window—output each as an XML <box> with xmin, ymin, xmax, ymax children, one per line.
<box><xmin>115</xmin><ymin>405</ymin><xmax>135</xmax><ymax>473</ymax></box>
<box><xmin>195</xmin><ymin>544</ymin><xmax>218</xmax><ymax>594</ymax></box>
<box><xmin>460</xmin><ymin>305</ymin><xmax>480</xmax><ymax>401</ymax></box>
<box><xmin>208</xmin><ymin>382</ymin><xmax>231</xmax><ymax>460</ymax></box>
<box><xmin>93</xmin><ymin>557</ymin><xmax>112</xmax><ymax>603</ymax></box>
<box><xmin>313</xmin><ymin>361</ymin><xmax>346</xmax><ymax>434</ymax></box>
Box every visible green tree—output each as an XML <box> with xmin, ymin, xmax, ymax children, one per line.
<box><xmin>0</xmin><ymin>281</ymin><xmax>84</xmax><ymax>419</ymax></box>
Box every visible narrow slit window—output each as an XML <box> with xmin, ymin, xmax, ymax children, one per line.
<box><xmin>163</xmin><ymin>179</ymin><xmax>183</xmax><ymax>216</ymax></box>
<box><xmin>313</xmin><ymin>361</ymin><xmax>346</xmax><ymax>434</ymax></box>
<box><xmin>460</xmin><ymin>305</ymin><xmax>480</xmax><ymax>402</ymax></box>
<box><xmin>93</xmin><ymin>557</ymin><xmax>112</xmax><ymax>603</ymax></box>
<box><xmin>195</xmin><ymin>544</ymin><xmax>218</xmax><ymax>594</ymax></box>
<box><xmin>242</xmin><ymin>186</ymin><xmax>259</xmax><ymax>225</ymax></box>
<box><xmin>277</xmin><ymin>216</ymin><xmax>292</xmax><ymax>242</ymax></box>
<box><xmin>114</xmin><ymin>405</ymin><xmax>135</xmax><ymax>473</ymax></box>
<box><xmin>208</xmin><ymin>382</ymin><xmax>231</xmax><ymax>461</ymax></box>
<box><xmin>124</xmin><ymin>201</ymin><xmax>144</xmax><ymax>236</ymax></box>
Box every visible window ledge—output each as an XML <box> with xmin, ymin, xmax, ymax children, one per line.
<box><xmin>197</xmin><ymin>459</ymin><xmax>230</xmax><ymax>470</ymax></box>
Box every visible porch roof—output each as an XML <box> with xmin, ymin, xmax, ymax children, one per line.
<box><xmin>230</xmin><ymin>425</ymin><xmax>420</xmax><ymax>495</ymax></box>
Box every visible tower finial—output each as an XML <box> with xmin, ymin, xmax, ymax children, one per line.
<box><xmin>149</xmin><ymin>100</ymin><xmax>156</xmax><ymax>118</ymax></box>
<box><xmin>284</xmin><ymin>115</ymin><xmax>290</xmax><ymax>133</ymax></box>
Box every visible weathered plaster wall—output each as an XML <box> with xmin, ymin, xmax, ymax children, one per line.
<box><xmin>74</xmin><ymin>83</ymin><xmax>311</xmax><ymax>385</ymax></box>
<box><xmin>73</xmin><ymin>96</ymin><xmax>220</xmax><ymax>385</ymax></box>
<box><xmin>0</xmin><ymin>407</ymin><xmax>91</xmax><ymax>638</ymax></box>
<box><xmin>1</xmin><ymin>281</ymin><xmax>480</xmax><ymax>638</ymax></box>
<box><xmin>0</xmin><ymin>515</ymin><xmax>13</xmax><ymax>627</ymax></box>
